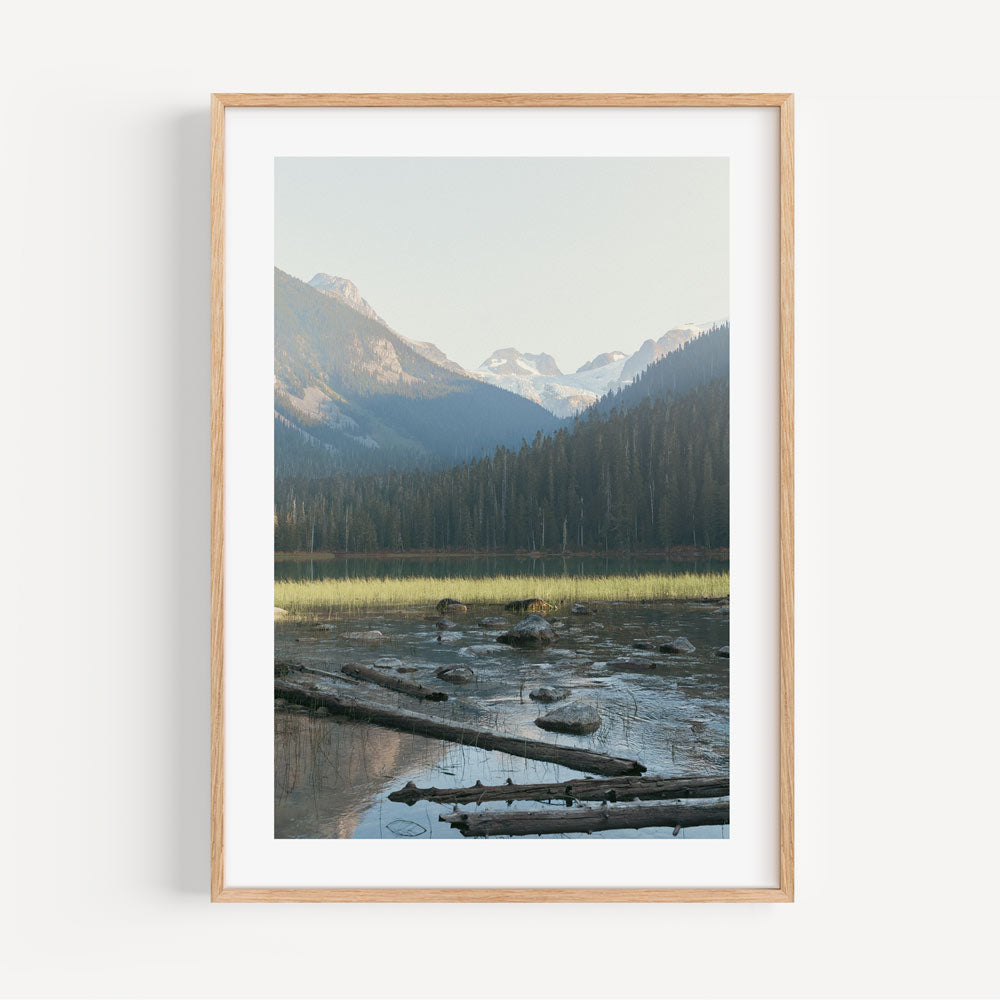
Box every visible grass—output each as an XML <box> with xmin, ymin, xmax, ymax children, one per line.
<box><xmin>274</xmin><ymin>572</ymin><xmax>729</xmax><ymax>613</ymax></box>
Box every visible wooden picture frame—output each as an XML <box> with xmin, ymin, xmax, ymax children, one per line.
<box><xmin>211</xmin><ymin>92</ymin><xmax>794</xmax><ymax>902</ymax></box>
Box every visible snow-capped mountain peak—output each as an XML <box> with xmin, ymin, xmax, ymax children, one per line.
<box><xmin>576</xmin><ymin>350</ymin><xmax>627</xmax><ymax>374</ymax></box>
<box><xmin>475</xmin><ymin>319</ymin><xmax>727</xmax><ymax>418</ymax></box>
<box><xmin>479</xmin><ymin>348</ymin><xmax>562</xmax><ymax>378</ymax></box>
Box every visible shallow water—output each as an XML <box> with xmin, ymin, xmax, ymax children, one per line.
<box><xmin>275</xmin><ymin>599</ymin><xmax>729</xmax><ymax>840</ymax></box>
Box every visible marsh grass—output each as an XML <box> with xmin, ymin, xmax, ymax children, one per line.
<box><xmin>274</xmin><ymin>572</ymin><xmax>729</xmax><ymax>613</ymax></box>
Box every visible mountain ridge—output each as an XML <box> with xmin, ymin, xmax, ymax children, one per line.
<box><xmin>275</xmin><ymin>268</ymin><xmax>559</xmax><ymax>475</ymax></box>
<box><xmin>294</xmin><ymin>268</ymin><xmax>726</xmax><ymax>419</ymax></box>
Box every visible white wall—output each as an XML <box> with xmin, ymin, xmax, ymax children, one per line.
<box><xmin>3</xmin><ymin>2</ymin><xmax>998</xmax><ymax>997</ymax></box>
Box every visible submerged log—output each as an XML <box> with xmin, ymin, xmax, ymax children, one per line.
<box><xmin>389</xmin><ymin>774</ymin><xmax>729</xmax><ymax>806</ymax></box>
<box><xmin>341</xmin><ymin>663</ymin><xmax>448</xmax><ymax>702</ymax></box>
<box><xmin>274</xmin><ymin>676</ymin><xmax>646</xmax><ymax>776</ymax></box>
<box><xmin>441</xmin><ymin>800</ymin><xmax>730</xmax><ymax>837</ymax></box>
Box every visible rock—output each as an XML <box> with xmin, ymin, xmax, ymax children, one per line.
<box><xmin>458</xmin><ymin>644</ymin><xmax>508</xmax><ymax>657</ymax></box>
<box><xmin>274</xmin><ymin>698</ymin><xmax>287</xmax><ymax>708</ymax></box>
<box><xmin>273</xmin><ymin>607</ymin><xmax>288</xmax><ymax>615</ymax></box>
<box><xmin>535</xmin><ymin>703</ymin><xmax>602</xmax><ymax>735</ymax></box>
<box><xmin>435</xmin><ymin>666</ymin><xmax>474</xmax><ymax>685</ymax></box>
<box><xmin>529</xmin><ymin>686</ymin><xmax>569</xmax><ymax>703</ymax></box>
<box><xmin>436</xmin><ymin>598</ymin><xmax>468</xmax><ymax>613</ymax></box>
<box><xmin>571</xmin><ymin>603</ymin><xmax>593</xmax><ymax>615</ymax></box>
<box><xmin>716</xmin><ymin>646</ymin><xmax>730</xmax><ymax>658</ymax></box>
<box><xmin>396</xmin><ymin>666</ymin><xmax>418</xmax><ymax>673</ymax></box>
<box><xmin>374</xmin><ymin>657</ymin><xmax>404</xmax><ymax>669</ymax></box>
<box><xmin>504</xmin><ymin>598</ymin><xmax>553</xmax><ymax>613</ymax></box>
<box><xmin>436</xmin><ymin>618</ymin><xmax>457</xmax><ymax>630</ymax></box>
<box><xmin>312</xmin><ymin>706</ymin><xmax>329</xmax><ymax>717</ymax></box>
<box><xmin>477</xmin><ymin>617</ymin><xmax>507</xmax><ymax>627</ymax></box>
<box><xmin>342</xmin><ymin>630</ymin><xmax>384</xmax><ymax>641</ymax></box>
<box><xmin>660</xmin><ymin>637</ymin><xmax>696</xmax><ymax>654</ymax></box>
<box><xmin>632</xmin><ymin>640</ymin><xmax>657</xmax><ymax>651</ymax></box>
<box><xmin>496</xmin><ymin>614</ymin><xmax>555</xmax><ymax>648</ymax></box>
<box><xmin>608</xmin><ymin>659</ymin><xmax>655</xmax><ymax>670</ymax></box>
<box><xmin>386</xmin><ymin>818</ymin><xmax>427</xmax><ymax>838</ymax></box>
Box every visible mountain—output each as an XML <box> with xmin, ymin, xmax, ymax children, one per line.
<box><xmin>473</xmin><ymin>321</ymin><xmax>726</xmax><ymax>418</ymax></box>
<box><xmin>275</xmin><ymin>268</ymin><xmax>559</xmax><ymax>475</ymax></box>
<box><xmin>475</xmin><ymin>348</ymin><xmax>630</xmax><ymax>418</ymax></box>
<box><xmin>308</xmin><ymin>272</ymin><xmax>467</xmax><ymax>375</ymax></box>
<box><xmin>616</xmin><ymin>322</ymin><xmax>720</xmax><ymax>384</ymax></box>
<box><xmin>475</xmin><ymin>351</ymin><xmax>598</xmax><ymax>418</ymax></box>
<box><xmin>480</xmin><ymin>348</ymin><xmax>562</xmax><ymax>378</ymax></box>
<box><xmin>577</xmin><ymin>350</ymin><xmax>626</xmax><ymax>373</ymax></box>
<box><xmin>592</xmin><ymin>323</ymin><xmax>730</xmax><ymax>415</ymax></box>
<box><xmin>308</xmin><ymin>273</ymin><xmax>388</xmax><ymax>325</ymax></box>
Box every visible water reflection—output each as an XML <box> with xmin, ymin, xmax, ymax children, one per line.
<box><xmin>275</xmin><ymin>598</ymin><xmax>729</xmax><ymax>840</ymax></box>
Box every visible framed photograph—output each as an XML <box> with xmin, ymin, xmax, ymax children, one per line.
<box><xmin>211</xmin><ymin>93</ymin><xmax>793</xmax><ymax>901</ymax></box>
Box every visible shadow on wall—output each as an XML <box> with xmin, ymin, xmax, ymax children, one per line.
<box><xmin>171</xmin><ymin>109</ymin><xmax>211</xmax><ymax>895</ymax></box>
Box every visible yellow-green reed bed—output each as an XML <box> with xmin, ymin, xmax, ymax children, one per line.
<box><xmin>274</xmin><ymin>572</ymin><xmax>729</xmax><ymax>614</ymax></box>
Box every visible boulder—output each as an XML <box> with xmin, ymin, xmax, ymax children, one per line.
<box><xmin>436</xmin><ymin>598</ymin><xmax>468</xmax><ymax>613</ymax></box>
<box><xmin>458</xmin><ymin>644</ymin><xmax>508</xmax><ymax>657</ymax></box>
<box><xmin>571</xmin><ymin>603</ymin><xmax>593</xmax><ymax>615</ymax></box>
<box><xmin>496</xmin><ymin>614</ymin><xmax>555</xmax><ymax>648</ymax></box>
<box><xmin>396</xmin><ymin>666</ymin><xmax>418</xmax><ymax>673</ymax></box>
<box><xmin>477</xmin><ymin>617</ymin><xmax>507</xmax><ymax>627</ymax></box>
<box><xmin>535</xmin><ymin>703</ymin><xmax>602</xmax><ymax>735</ymax></box>
<box><xmin>529</xmin><ymin>686</ymin><xmax>569</xmax><ymax>703</ymax></box>
<box><xmin>435</xmin><ymin>666</ymin><xmax>474</xmax><ymax>685</ymax></box>
<box><xmin>660</xmin><ymin>637</ymin><xmax>696</xmax><ymax>654</ymax></box>
<box><xmin>504</xmin><ymin>598</ymin><xmax>553</xmax><ymax>613</ymax></box>
<box><xmin>273</xmin><ymin>607</ymin><xmax>288</xmax><ymax>615</ymax></box>
<box><xmin>716</xmin><ymin>646</ymin><xmax>730</xmax><ymax>658</ymax></box>
<box><xmin>632</xmin><ymin>640</ymin><xmax>657</xmax><ymax>651</ymax></box>
<box><xmin>342</xmin><ymin>629</ymin><xmax>384</xmax><ymax>641</ymax></box>
<box><xmin>436</xmin><ymin>618</ymin><xmax>457</xmax><ymax>630</ymax></box>
<box><xmin>374</xmin><ymin>657</ymin><xmax>404</xmax><ymax>669</ymax></box>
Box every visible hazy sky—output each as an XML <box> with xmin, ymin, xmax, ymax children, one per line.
<box><xmin>276</xmin><ymin>157</ymin><xmax>728</xmax><ymax>373</ymax></box>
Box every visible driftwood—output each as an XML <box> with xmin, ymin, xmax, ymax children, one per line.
<box><xmin>441</xmin><ymin>800</ymin><xmax>730</xmax><ymax>837</ymax></box>
<box><xmin>341</xmin><ymin>663</ymin><xmax>447</xmax><ymax>701</ymax></box>
<box><xmin>274</xmin><ymin>676</ymin><xmax>646</xmax><ymax>776</ymax></box>
<box><xmin>389</xmin><ymin>774</ymin><xmax>728</xmax><ymax>806</ymax></box>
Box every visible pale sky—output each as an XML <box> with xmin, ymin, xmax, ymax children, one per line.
<box><xmin>275</xmin><ymin>157</ymin><xmax>728</xmax><ymax>373</ymax></box>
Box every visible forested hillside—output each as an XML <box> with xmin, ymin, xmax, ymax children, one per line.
<box><xmin>591</xmin><ymin>323</ymin><xmax>729</xmax><ymax>415</ymax></box>
<box><xmin>274</xmin><ymin>379</ymin><xmax>728</xmax><ymax>553</ymax></box>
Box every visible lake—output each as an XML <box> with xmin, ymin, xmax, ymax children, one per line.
<box><xmin>274</xmin><ymin>591</ymin><xmax>729</xmax><ymax>840</ymax></box>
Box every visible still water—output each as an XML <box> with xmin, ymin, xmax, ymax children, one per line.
<box><xmin>274</xmin><ymin>594</ymin><xmax>729</xmax><ymax>840</ymax></box>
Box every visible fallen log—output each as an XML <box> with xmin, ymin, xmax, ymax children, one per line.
<box><xmin>274</xmin><ymin>676</ymin><xmax>646</xmax><ymax>776</ymax></box>
<box><xmin>389</xmin><ymin>774</ymin><xmax>728</xmax><ymax>806</ymax></box>
<box><xmin>341</xmin><ymin>663</ymin><xmax>448</xmax><ymax>702</ymax></box>
<box><xmin>441</xmin><ymin>800</ymin><xmax>730</xmax><ymax>837</ymax></box>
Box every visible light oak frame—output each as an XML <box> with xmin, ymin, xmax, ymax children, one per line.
<box><xmin>210</xmin><ymin>93</ymin><xmax>794</xmax><ymax>902</ymax></box>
